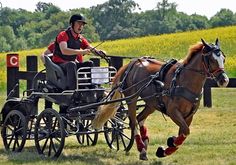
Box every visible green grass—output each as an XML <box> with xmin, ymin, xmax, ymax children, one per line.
<box><xmin>0</xmin><ymin>26</ymin><xmax>236</xmax><ymax>165</ymax></box>
<box><xmin>0</xmin><ymin>88</ymin><xmax>235</xmax><ymax>165</ymax></box>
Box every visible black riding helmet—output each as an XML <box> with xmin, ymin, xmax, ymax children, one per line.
<box><xmin>69</xmin><ymin>14</ymin><xmax>87</xmax><ymax>25</ymax></box>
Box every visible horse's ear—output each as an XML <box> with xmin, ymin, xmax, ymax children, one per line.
<box><xmin>215</xmin><ymin>38</ymin><xmax>220</xmax><ymax>48</ymax></box>
<box><xmin>201</xmin><ymin>38</ymin><xmax>211</xmax><ymax>52</ymax></box>
<box><xmin>201</xmin><ymin>38</ymin><xmax>207</xmax><ymax>46</ymax></box>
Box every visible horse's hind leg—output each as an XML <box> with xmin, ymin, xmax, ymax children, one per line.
<box><xmin>137</xmin><ymin>105</ymin><xmax>155</xmax><ymax>151</ymax></box>
<box><xmin>133</xmin><ymin>105</ymin><xmax>155</xmax><ymax>160</ymax></box>
<box><xmin>127</xmin><ymin>100</ymin><xmax>148</xmax><ymax>160</ymax></box>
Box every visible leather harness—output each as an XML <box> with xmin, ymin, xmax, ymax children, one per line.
<box><xmin>118</xmin><ymin>58</ymin><xmax>202</xmax><ymax>118</ymax></box>
<box><xmin>156</xmin><ymin>59</ymin><xmax>202</xmax><ymax>116</ymax></box>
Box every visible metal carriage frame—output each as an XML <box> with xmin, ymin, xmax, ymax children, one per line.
<box><xmin>0</xmin><ymin>64</ymin><xmax>134</xmax><ymax>158</ymax></box>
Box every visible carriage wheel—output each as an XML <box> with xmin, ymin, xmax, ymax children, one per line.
<box><xmin>34</xmin><ymin>108</ymin><xmax>65</xmax><ymax>158</ymax></box>
<box><xmin>1</xmin><ymin>110</ymin><xmax>27</xmax><ymax>152</ymax></box>
<box><xmin>104</xmin><ymin>113</ymin><xmax>134</xmax><ymax>152</ymax></box>
<box><xmin>76</xmin><ymin>119</ymin><xmax>98</xmax><ymax>146</ymax></box>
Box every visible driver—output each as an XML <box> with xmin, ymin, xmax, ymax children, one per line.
<box><xmin>52</xmin><ymin>14</ymin><xmax>106</xmax><ymax>90</ymax></box>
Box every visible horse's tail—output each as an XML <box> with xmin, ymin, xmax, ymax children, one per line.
<box><xmin>92</xmin><ymin>64</ymin><xmax>129</xmax><ymax>129</ymax></box>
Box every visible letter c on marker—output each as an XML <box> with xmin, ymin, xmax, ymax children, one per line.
<box><xmin>7</xmin><ymin>54</ymin><xmax>19</xmax><ymax>67</ymax></box>
<box><xmin>10</xmin><ymin>56</ymin><xmax>18</xmax><ymax>66</ymax></box>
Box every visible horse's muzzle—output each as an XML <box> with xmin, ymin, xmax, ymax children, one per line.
<box><xmin>215</xmin><ymin>71</ymin><xmax>229</xmax><ymax>87</ymax></box>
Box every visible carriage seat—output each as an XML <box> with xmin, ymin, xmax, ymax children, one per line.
<box><xmin>44</xmin><ymin>55</ymin><xmax>67</xmax><ymax>90</ymax></box>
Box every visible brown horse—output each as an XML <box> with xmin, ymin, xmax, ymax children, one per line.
<box><xmin>92</xmin><ymin>38</ymin><xmax>229</xmax><ymax>160</ymax></box>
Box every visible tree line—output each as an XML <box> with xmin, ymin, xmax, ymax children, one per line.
<box><xmin>0</xmin><ymin>0</ymin><xmax>236</xmax><ymax>52</ymax></box>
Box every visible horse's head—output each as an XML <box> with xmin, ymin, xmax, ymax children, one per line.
<box><xmin>201</xmin><ymin>38</ymin><xmax>229</xmax><ymax>87</ymax></box>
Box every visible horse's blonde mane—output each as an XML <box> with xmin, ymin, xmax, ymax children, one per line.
<box><xmin>182</xmin><ymin>42</ymin><xmax>204</xmax><ymax>65</ymax></box>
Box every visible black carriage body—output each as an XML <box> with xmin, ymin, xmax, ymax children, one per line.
<box><xmin>0</xmin><ymin>97</ymin><xmax>38</xmax><ymax>125</ymax></box>
<box><xmin>71</xmin><ymin>89</ymin><xmax>105</xmax><ymax>105</ymax></box>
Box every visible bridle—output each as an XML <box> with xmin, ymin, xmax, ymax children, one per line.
<box><xmin>202</xmin><ymin>48</ymin><xmax>225</xmax><ymax>79</ymax></box>
<box><xmin>183</xmin><ymin>46</ymin><xmax>225</xmax><ymax>79</ymax></box>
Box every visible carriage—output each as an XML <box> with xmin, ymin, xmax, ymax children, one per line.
<box><xmin>0</xmin><ymin>55</ymin><xmax>134</xmax><ymax>158</ymax></box>
<box><xmin>0</xmin><ymin>38</ymin><xmax>229</xmax><ymax>160</ymax></box>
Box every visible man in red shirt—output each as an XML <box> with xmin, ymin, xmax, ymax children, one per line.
<box><xmin>41</xmin><ymin>42</ymin><xmax>55</xmax><ymax>64</ymax></box>
<box><xmin>41</xmin><ymin>41</ymin><xmax>83</xmax><ymax>64</ymax></box>
<box><xmin>52</xmin><ymin>14</ymin><xmax>105</xmax><ymax>90</ymax></box>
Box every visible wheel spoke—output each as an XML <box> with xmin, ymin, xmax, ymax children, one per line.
<box><xmin>76</xmin><ymin>119</ymin><xmax>98</xmax><ymax>146</ymax></box>
<box><xmin>116</xmin><ymin>134</ymin><xmax>120</xmax><ymax>150</ymax></box>
<box><xmin>54</xmin><ymin>137</ymin><xmax>61</xmax><ymax>143</ymax></box>
<box><xmin>4</xmin><ymin>134</ymin><xmax>14</xmax><ymax>139</ymax></box>
<box><xmin>104</xmin><ymin>114</ymin><xmax>133</xmax><ymax>151</ymax></box>
<box><xmin>6</xmin><ymin>125</ymin><xmax>14</xmax><ymax>132</ymax></box>
<box><xmin>35</xmin><ymin>109</ymin><xmax>65</xmax><ymax>158</ymax></box>
<box><xmin>15</xmin><ymin>127</ymin><xmax>23</xmax><ymax>133</ymax></box>
<box><xmin>51</xmin><ymin>138</ymin><xmax>57</xmax><ymax>154</ymax></box>
<box><xmin>48</xmin><ymin>138</ymin><xmax>52</xmax><ymax>157</ymax></box>
<box><xmin>42</xmin><ymin>137</ymin><xmax>49</xmax><ymax>152</ymax></box>
<box><xmin>119</xmin><ymin>130</ymin><xmax>131</xmax><ymax>141</ymax></box>
<box><xmin>16</xmin><ymin>116</ymin><xmax>21</xmax><ymax>128</ymax></box>
<box><xmin>119</xmin><ymin>132</ymin><xmax>127</xmax><ymax>149</ymax></box>
<box><xmin>16</xmin><ymin>138</ymin><xmax>20</xmax><ymax>148</ymax></box>
<box><xmin>110</xmin><ymin>133</ymin><xmax>115</xmax><ymax>145</ymax></box>
<box><xmin>9</xmin><ymin>117</ymin><xmax>14</xmax><ymax>126</ymax></box>
<box><xmin>7</xmin><ymin>134</ymin><xmax>14</xmax><ymax>148</ymax></box>
<box><xmin>42</xmin><ymin>116</ymin><xmax>47</xmax><ymax>125</ymax></box>
<box><xmin>87</xmin><ymin>134</ymin><xmax>95</xmax><ymax>145</ymax></box>
<box><xmin>80</xmin><ymin>135</ymin><xmax>85</xmax><ymax>143</ymax></box>
<box><xmin>86</xmin><ymin>135</ymin><xmax>90</xmax><ymax>145</ymax></box>
<box><xmin>12</xmin><ymin>136</ymin><xmax>17</xmax><ymax>151</ymax></box>
<box><xmin>51</xmin><ymin>118</ymin><xmax>58</xmax><ymax>132</ymax></box>
<box><xmin>2</xmin><ymin>110</ymin><xmax>27</xmax><ymax>152</ymax></box>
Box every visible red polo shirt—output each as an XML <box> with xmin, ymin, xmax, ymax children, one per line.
<box><xmin>52</xmin><ymin>30</ymin><xmax>89</xmax><ymax>63</ymax></box>
<box><xmin>47</xmin><ymin>42</ymin><xmax>55</xmax><ymax>52</ymax></box>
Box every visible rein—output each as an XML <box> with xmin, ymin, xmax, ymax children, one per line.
<box><xmin>181</xmin><ymin>50</ymin><xmax>224</xmax><ymax>79</ymax></box>
<box><xmin>182</xmin><ymin>66</ymin><xmax>205</xmax><ymax>76</ymax></box>
<box><xmin>106</xmin><ymin>59</ymin><xmax>164</xmax><ymax>104</ymax></box>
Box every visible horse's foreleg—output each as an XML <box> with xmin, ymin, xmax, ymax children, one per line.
<box><xmin>156</xmin><ymin>108</ymin><xmax>191</xmax><ymax>158</ymax></box>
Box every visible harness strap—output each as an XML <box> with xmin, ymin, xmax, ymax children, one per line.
<box><xmin>119</xmin><ymin>59</ymin><xmax>138</xmax><ymax>90</ymax></box>
<box><xmin>170</xmin><ymin>86</ymin><xmax>202</xmax><ymax>103</ymax></box>
<box><xmin>158</xmin><ymin>59</ymin><xmax>178</xmax><ymax>81</ymax></box>
<box><xmin>163</xmin><ymin>64</ymin><xmax>202</xmax><ymax>119</ymax></box>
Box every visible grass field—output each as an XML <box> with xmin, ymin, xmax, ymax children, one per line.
<box><xmin>0</xmin><ymin>26</ymin><xmax>236</xmax><ymax>164</ymax></box>
<box><xmin>0</xmin><ymin>88</ymin><xmax>235</xmax><ymax>165</ymax></box>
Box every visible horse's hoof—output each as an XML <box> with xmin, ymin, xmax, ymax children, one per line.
<box><xmin>156</xmin><ymin>146</ymin><xmax>165</xmax><ymax>158</ymax></box>
<box><xmin>167</xmin><ymin>136</ymin><xmax>176</xmax><ymax>147</ymax></box>
<box><xmin>139</xmin><ymin>151</ymin><xmax>148</xmax><ymax>160</ymax></box>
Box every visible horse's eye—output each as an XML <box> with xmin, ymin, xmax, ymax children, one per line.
<box><xmin>214</xmin><ymin>50</ymin><xmax>221</xmax><ymax>57</ymax></box>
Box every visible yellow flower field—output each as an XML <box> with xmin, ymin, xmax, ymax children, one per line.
<box><xmin>0</xmin><ymin>26</ymin><xmax>236</xmax><ymax>91</ymax></box>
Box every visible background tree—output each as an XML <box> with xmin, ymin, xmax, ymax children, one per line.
<box><xmin>91</xmin><ymin>0</ymin><xmax>139</xmax><ymax>40</ymax></box>
<box><xmin>0</xmin><ymin>0</ymin><xmax>235</xmax><ymax>52</ymax></box>
<box><xmin>190</xmin><ymin>14</ymin><xmax>209</xmax><ymax>29</ymax></box>
<box><xmin>156</xmin><ymin>0</ymin><xmax>177</xmax><ymax>21</ymax></box>
<box><xmin>210</xmin><ymin>9</ymin><xmax>236</xmax><ymax>27</ymax></box>
<box><xmin>0</xmin><ymin>37</ymin><xmax>11</xmax><ymax>52</ymax></box>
